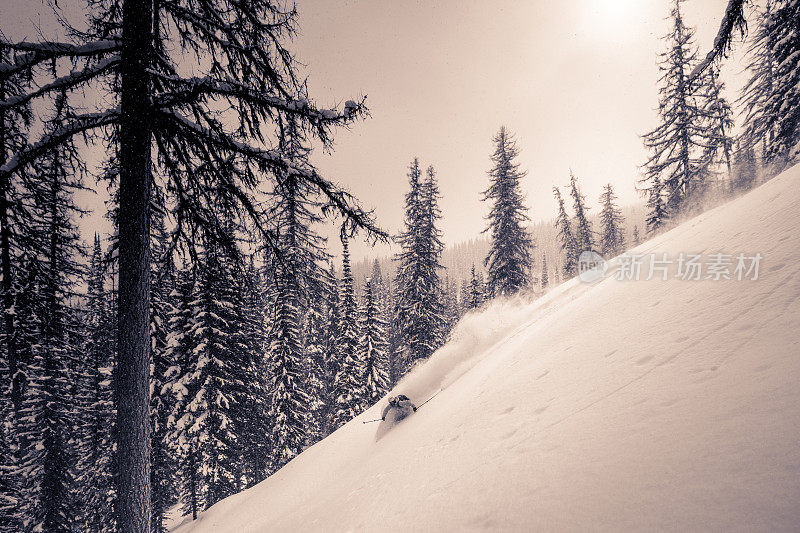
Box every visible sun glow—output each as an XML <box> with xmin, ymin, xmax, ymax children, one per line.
<box><xmin>578</xmin><ymin>0</ymin><xmax>646</xmax><ymax>44</ymax></box>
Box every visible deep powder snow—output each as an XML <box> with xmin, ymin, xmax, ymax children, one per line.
<box><xmin>174</xmin><ymin>165</ymin><xmax>800</xmax><ymax>532</ymax></box>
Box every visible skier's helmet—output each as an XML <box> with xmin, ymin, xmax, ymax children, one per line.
<box><xmin>398</xmin><ymin>394</ymin><xmax>409</xmax><ymax>401</ymax></box>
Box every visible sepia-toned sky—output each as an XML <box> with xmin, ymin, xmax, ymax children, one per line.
<box><xmin>0</xmin><ymin>0</ymin><xmax>749</xmax><ymax>262</ymax></box>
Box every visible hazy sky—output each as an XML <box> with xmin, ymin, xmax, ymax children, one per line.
<box><xmin>0</xmin><ymin>0</ymin><xmax>748</xmax><ymax>263</ymax></box>
<box><xmin>293</xmin><ymin>0</ymin><xmax>748</xmax><ymax>261</ymax></box>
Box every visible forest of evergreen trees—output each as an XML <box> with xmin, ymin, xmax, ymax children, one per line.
<box><xmin>0</xmin><ymin>0</ymin><xmax>798</xmax><ymax>531</ymax></box>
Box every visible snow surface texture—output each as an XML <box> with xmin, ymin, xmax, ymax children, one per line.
<box><xmin>175</xmin><ymin>166</ymin><xmax>800</xmax><ymax>532</ymax></box>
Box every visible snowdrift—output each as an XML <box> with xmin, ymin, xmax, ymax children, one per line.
<box><xmin>175</xmin><ymin>166</ymin><xmax>800</xmax><ymax>532</ymax></box>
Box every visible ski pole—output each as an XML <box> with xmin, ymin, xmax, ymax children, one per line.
<box><xmin>362</xmin><ymin>418</ymin><xmax>382</xmax><ymax>424</ymax></box>
<box><xmin>418</xmin><ymin>389</ymin><xmax>442</xmax><ymax>409</ymax></box>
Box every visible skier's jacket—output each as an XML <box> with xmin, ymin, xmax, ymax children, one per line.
<box><xmin>381</xmin><ymin>394</ymin><xmax>417</xmax><ymax>422</ymax></box>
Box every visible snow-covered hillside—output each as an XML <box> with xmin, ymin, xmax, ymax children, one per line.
<box><xmin>175</xmin><ymin>166</ymin><xmax>800</xmax><ymax>532</ymax></box>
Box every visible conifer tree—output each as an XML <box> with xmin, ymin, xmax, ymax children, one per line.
<box><xmin>81</xmin><ymin>235</ymin><xmax>116</xmax><ymax>532</ymax></box>
<box><xmin>732</xmin><ymin>143</ymin><xmax>757</xmax><ymax>192</ymax></box>
<box><xmin>642</xmin><ymin>0</ymin><xmax>719</xmax><ymax>217</ymax></box>
<box><xmin>21</xmin><ymin>92</ymin><xmax>85</xmax><ymax>530</ymax></box>
<box><xmin>358</xmin><ymin>277</ymin><xmax>389</xmax><ymax>406</ymax></box>
<box><xmin>331</xmin><ymin>237</ymin><xmax>362</xmax><ymax>430</ymax></box>
<box><xmin>467</xmin><ymin>265</ymin><xmax>485</xmax><ymax>310</ymax></box>
<box><xmin>703</xmin><ymin>68</ymin><xmax>736</xmax><ymax>188</ymax></box>
<box><xmin>267</xmin><ymin>256</ymin><xmax>307</xmax><ymax>470</ymax></box>
<box><xmin>569</xmin><ymin>171</ymin><xmax>594</xmax><ymax>255</ymax></box>
<box><xmin>599</xmin><ymin>184</ymin><xmax>626</xmax><ymax>258</ymax></box>
<box><xmin>740</xmin><ymin>0</ymin><xmax>800</xmax><ymax>164</ymax></box>
<box><xmin>149</xmin><ymin>212</ymin><xmax>177</xmax><ymax>533</ymax></box>
<box><xmin>322</xmin><ymin>262</ymin><xmax>342</xmax><ymax>434</ymax></box>
<box><xmin>303</xmin><ymin>274</ymin><xmax>329</xmax><ymax>446</ymax></box>
<box><xmin>646</xmin><ymin>175</ymin><xmax>669</xmax><ymax>234</ymax></box>
<box><xmin>553</xmin><ymin>187</ymin><xmax>577</xmax><ymax>279</ymax></box>
<box><xmin>459</xmin><ymin>279</ymin><xmax>470</xmax><ymax>315</ymax></box>
<box><xmin>164</xmin><ymin>267</ymin><xmax>202</xmax><ymax>520</ymax></box>
<box><xmin>482</xmin><ymin>127</ymin><xmax>533</xmax><ymax>297</ymax></box>
<box><xmin>394</xmin><ymin>160</ymin><xmax>445</xmax><ymax>376</ymax></box>
<box><xmin>267</xmin><ymin>118</ymin><xmax>329</xmax><ymax>470</ymax></box>
<box><xmin>632</xmin><ymin>225</ymin><xmax>641</xmax><ymax>246</ymax></box>
<box><xmin>0</xmin><ymin>45</ymin><xmax>33</xmax><ymax>424</ymax></box>
<box><xmin>237</xmin><ymin>257</ymin><xmax>270</xmax><ymax>485</ymax></box>
<box><xmin>171</xmin><ymin>238</ymin><xmax>245</xmax><ymax>512</ymax></box>
<box><xmin>740</xmin><ymin>1</ymin><xmax>777</xmax><ymax>161</ymax></box>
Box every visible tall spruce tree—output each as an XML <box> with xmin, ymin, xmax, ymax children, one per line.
<box><xmin>740</xmin><ymin>1</ymin><xmax>779</xmax><ymax>163</ymax></box>
<box><xmin>331</xmin><ymin>237</ymin><xmax>362</xmax><ymax>430</ymax></box>
<box><xmin>322</xmin><ymin>262</ymin><xmax>342</xmax><ymax>435</ymax></box>
<box><xmin>238</xmin><ymin>257</ymin><xmax>270</xmax><ymax>486</ymax></box>
<box><xmin>568</xmin><ymin>171</ymin><xmax>594</xmax><ymax>255</ymax></box>
<box><xmin>394</xmin><ymin>160</ymin><xmax>445</xmax><ymax>376</ymax></box>
<box><xmin>467</xmin><ymin>265</ymin><xmax>485</xmax><ymax>311</ymax></box>
<box><xmin>170</xmin><ymin>237</ymin><xmax>246</xmax><ymax>513</ymax></box>
<box><xmin>149</xmin><ymin>212</ymin><xmax>177</xmax><ymax>533</ymax></box>
<box><xmin>642</xmin><ymin>0</ymin><xmax>719</xmax><ymax>218</ymax></box>
<box><xmin>482</xmin><ymin>127</ymin><xmax>533</xmax><ymax>297</ymax></box>
<box><xmin>0</xmin><ymin>45</ymin><xmax>34</xmax><ymax>426</ymax></box>
<box><xmin>703</xmin><ymin>68</ymin><xmax>736</xmax><ymax>189</ymax></box>
<box><xmin>21</xmin><ymin>92</ymin><xmax>85</xmax><ymax>531</ymax></box>
<box><xmin>553</xmin><ymin>187</ymin><xmax>577</xmax><ymax>279</ymax></box>
<box><xmin>267</xmin><ymin>118</ymin><xmax>329</xmax><ymax>470</ymax></box>
<box><xmin>739</xmin><ymin>0</ymin><xmax>800</xmax><ymax>165</ymax></box>
<box><xmin>646</xmin><ymin>175</ymin><xmax>669</xmax><ymax>234</ymax></box>
<box><xmin>303</xmin><ymin>272</ymin><xmax>329</xmax><ymax>447</ymax></box>
<box><xmin>81</xmin><ymin>235</ymin><xmax>116</xmax><ymax>533</ymax></box>
<box><xmin>164</xmin><ymin>266</ymin><xmax>202</xmax><ymax>520</ymax></box>
<box><xmin>598</xmin><ymin>184</ymin><xmax>626</xmax><ymax>258</ymax></box>
<box><xmin>358</xmin><ymin>277</ymin><xmax>389</xmax><ymax>406</ymax></box>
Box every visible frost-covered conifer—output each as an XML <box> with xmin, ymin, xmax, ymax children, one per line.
<box><xmin>599</xmin><ymin>184</ymin><xmax>626</xmax><ymax>258</ymax></box>
<box><xmin>740</xmin><ymin>0</ymin><xmax>800</xmax><ymax>165</ymax></box>
<box><xmin>646</xmin><ymin>176</ymin><xmax>669</xmax><ymax>234</ymax></box>
<box><xmin>331</xmin><ymin>238</ymin><xmax>362</xmax><ymax>429</ymax></box>
<box><xmin>394</xmin><ymin>161</ymin><xmax>445</xmax><ymax>376</ymax></box>
<box><xmin>569</xmin><ymin>171</ymin><xmax>594</xmax><ymax>255</ymax></box>
<box><xmin>553</xmin><ymin>187</ymin><xmax>577</xmax><ymax>279</ymax></box>
<box><xmin>482</xmin><ymin>127</ymin><xmax>533</xmax><ymax>297</ymax></box>
<box><xmin>80</xmin><ymin>235</ymin><xmax>116</xmax><ymax>533</ymax></box>
<box><xmin>642</xmin><ymin>1</ymin><xmax>719</xmax><ymax>217</ymax></box>
<box><xmin>358</xmin><ymin>277</ymin><xmax>389</xmax><ymax>406</ymax></box>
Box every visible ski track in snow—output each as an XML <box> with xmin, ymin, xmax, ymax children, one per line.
<box><xmin>175</xmin><ymin>165</ymin><xmax>800</xmax><ymax>533</ymax></box>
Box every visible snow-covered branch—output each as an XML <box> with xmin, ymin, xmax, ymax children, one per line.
<box><xmin>0</xmin><ymin>39</ymin><xmax>120</xmax><ymax>79</ymax></box>
<box><xmin>162</xmin><ymin>110</ymin><xmax>386</xmax><ymax>242</ymax></box>
<box><xmin>689</xmin><ymin>0</ymin><xmax>748</xmax><ymax>81</ymax></box>
<box><xmin>0</xmin><ymin>56</ymin><xmax>120</xmax><ymax>110</ymax></box>
<box><xmin>0</xmin><ymin>108</ymin><xmax>119</xmax><ymax>178</ymax></box>
<box><xmin>151</xmin><ymin>71</ymin><xmax>366</xmax><ymax>124</ymax></box>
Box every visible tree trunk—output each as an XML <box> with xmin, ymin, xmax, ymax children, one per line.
<box><xmin>116</xmin><ymin>0</ymin><xmax>154</xmax><ymax>530</ymax></box>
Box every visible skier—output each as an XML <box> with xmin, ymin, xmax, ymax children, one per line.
<box><xmin>381</xmin><ymin>394</ymin><xmax>417</xmax><ymax>423</ymax></box>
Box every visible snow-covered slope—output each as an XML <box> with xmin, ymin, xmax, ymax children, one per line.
<box><xmin>176</xmin><ymin>166</ymin><xmax>800</xmax><ymax>532</ymax></box>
